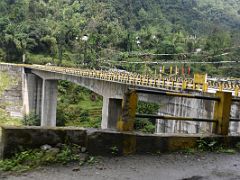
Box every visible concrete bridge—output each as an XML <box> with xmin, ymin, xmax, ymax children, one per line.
<box><xmin>1</xmin><ymin>63</ymin><xmax>240</xmax><ymax>159</ymax></box>
<box><xmin>0</xmin><ymin>63</ymin><xmax>239</xmax><ymax>133</ymax></box>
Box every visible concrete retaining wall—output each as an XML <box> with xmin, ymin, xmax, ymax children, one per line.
<box><xmin>0</xmin><ymin>126</ymin><xmax>87</xmax><ymax>158</ymax></box>
<box><xmin>1</xmin><ymin>126</ymin><xmax>240</xmax><ymax>159</ymax></box>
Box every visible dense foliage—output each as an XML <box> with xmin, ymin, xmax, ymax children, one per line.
<box><xmin>0</xmin><ymin>0</ymin><xmax>239</xmax><ymax>130</ymax></box>
<box><xmin>0</xmin><ymin>0</ymin><xmax>239</xmax><ymax>77</ymax></box>
<box><xmin>57</xmin><ymin>81</ymin><xmax>102</xmax><ymax>128</ymax></box>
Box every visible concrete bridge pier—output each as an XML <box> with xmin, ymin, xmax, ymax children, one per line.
<box><xmin>23</xmin><ymin>72</ymin><xmax>58</xmax><ymax>127</ymax></box>
<box><xmin>41</xmin><ymin>80</ymin><xmax>58</xmax><ymax>127</ymax></box>
<box><xmin>23</xmin><ymin>73</ymin><xmax>42</xmax><ymax>117</ymax></box>
<box><xmin>101</xmin><ymin>97</ymin><xmax>122</xmax><ymax>129</ymax></box>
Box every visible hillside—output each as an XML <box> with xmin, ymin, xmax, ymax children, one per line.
<box><xmin>0</xmin><ymin>0</ymin><xmax>239</xmax><ymax>76</ymax></box>
<box><xmin>0</xmin><ymin>0</ymin><xmax>239</xmax><ymax>129</ymax></box>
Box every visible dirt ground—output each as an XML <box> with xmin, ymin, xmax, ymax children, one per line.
<box><xmin>1</xmin><ymin>152</ymin><xmax>240</xmax><ymax>180</ymax></box>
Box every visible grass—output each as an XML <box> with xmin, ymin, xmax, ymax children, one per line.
<box><xmin>180</xmin><ymin>139</ymin><xmax>239</xmax><ymax>155</ymax></box>
<box><xmin>0</xmin><ymin>72</ymin><xmax>22</xmax><ymax>126</ymax></box>
<box><xmin>0</xmin><ymin>144</ymin><xmax>91</xmax><ymax>173</ymax></box>
<box><xmin>0</xmin><ymin>72</ymin><xmax>11</xmax><ymax>96</ymax></box>
<box><xmin>57</xmin><ymin>82</ymin><xmax>103</xmax><ymax>128</ymax></box>
<box><xmin>0</xmin><ymin>109</ymin><xmax>21</xmax><ymax>126</ymax></box>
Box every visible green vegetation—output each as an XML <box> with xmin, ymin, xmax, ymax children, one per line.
<box><xmin>0</xmin><ymin>0</ymin><xmax>239</xmax><ymax>76</ymax></box>
<box><xmin>22</xmin><ymin>113</ymin><xmax>40</xmax><ymax>126</ymax></box>
<box><xmin>0</xmin><ymin>0</ymin><xmax>239</xmax><ymax>129</ymax></box>
<box><xmin>0</xmin><ymin>109</ymin><xmax>21</xmax><ymax>126</ymax></box>
<box><xmin>0</xmin><ymin>72</ymin><xmax>11</xmax><ymax>96</ymax></box>
<box><xmin>110</xmin><ymin>146</ymin><xmax>119</xmax><ymax>155</ymax></box>
<box><xmin>0</xmin><ymin>72</ymin><xmax>21</xmax><ymax>126</ymax></box>
<box><xmin>181</xmin><ymin>139</ymin><xmax>240</xmax><ymax>155</ymax></box>
<box><xmin>197</xmin><ymin>138</ymin><xmax>237</xmax><ymax>153</ymax></box>
<box><xmin>135</xmin><ymin>101</ymin><xmax>159</xmax><ymax>133</ymax></box>
<box><xmin>57</xmin><ymin>81</ymin><xmax>102</xmax><ymax>128</ymax></box>
<box><xmin>0</xmin><ymin>144</ymin><xmax>91</xmax><ymax>172</ymax></box>
<box><xmin>197</xmin><ymin>139</ymin><xmax>219</xmax><ymax>152</ymax></box>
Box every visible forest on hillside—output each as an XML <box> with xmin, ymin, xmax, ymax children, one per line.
<box><xmin>0</xmin><ymin>0</ymin><xmax>240</xmax><ymax>129</ymax></box>
<box><xmin>0</xmin><ymin>0</ymin><xmax>239</xmax><ymax>77</ymax></box>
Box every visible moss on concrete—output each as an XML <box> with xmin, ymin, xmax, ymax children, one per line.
<box><xmin>0</xmin><ymin>72</ymin><xmax>21</xmax><ymax>126</ymax></box>
<box><xmin>0</xmin><ymin>109</ymin><xmax>21</xmax><ymax>126</ymax></box>
<box><xmin>0</xmin><ymin>72</ymin><xmax>11</xmax><ymax>96</ymax></box>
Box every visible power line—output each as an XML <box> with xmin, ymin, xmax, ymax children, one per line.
<box><xmin>99</xmin><ymin>45</ymin><xmax>240</xmax><ymax>63</ymax></box>
<box><xmin>128</xmin><ymin>45</ymin><xmax>240</xmax><ymax>57</ymax></box>
<box><xmin>100</xmin><ymin>59</ymin><xmax>239</xmax><ymax>65</ymax></box>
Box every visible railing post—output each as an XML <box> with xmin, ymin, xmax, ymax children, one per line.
<box><xmin>193</xmin><ymin>73</ymin><xmax>207</xmax><ymax>91</ymax></box>
<box><xmin>235</xmin><ymin>86</ymin><xmax>239</xmax><ymax>97</ymax></box>
<box><xmin>117</xmin><ymin>90</ymin><xmax>138</xmax><ymax>132</ymax></box>
<box><xmin>218</xmin><ymin>83</ymin><xmax>223</xmax><ymax>91</ymax></box>
<box><xmin>203</xmin><ymin>83</ymin><xmax>208</xmax><ymax>92</ymax></box>
<box><xmin>182</xmin><ymin>80</ymin><xmax>187</xmax><ymax>90</ymax></box>
<box><xmin>213</xmin><ymin>91</ymin><xmax>232</xmax><ymax>135</ymax></box>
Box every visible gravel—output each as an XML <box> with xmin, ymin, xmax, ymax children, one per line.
<box><xmin>1</xmin><ymin>152</ymin><xmax>240</xmax><ymax>180</ymax></box>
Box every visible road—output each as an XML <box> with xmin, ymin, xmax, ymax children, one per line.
<box><xmin>2</xmin><ymin>152</ymin><xmax>240</xmax><ymax>180</ymax></box>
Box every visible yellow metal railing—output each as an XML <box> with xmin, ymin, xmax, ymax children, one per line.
<box><xmin>1</xmin><ymin>63</ymin><xmax>240</xmax><ymax>97</ymax></box>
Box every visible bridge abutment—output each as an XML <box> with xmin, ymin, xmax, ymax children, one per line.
<box><xmin>101</xmin><ymin>97</ymin><xmax>122</xmax><ymax>129</ymax></box>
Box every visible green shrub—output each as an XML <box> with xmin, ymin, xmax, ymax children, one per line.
<box><xmin>0</xmin><ymin>144</ymin><xmax>87</xmax><ymax>172</ymax></box>
<box><xmin>22</xmin><ymin>113</ymin><xmax>40</xmax><ymax>126</ymax></box>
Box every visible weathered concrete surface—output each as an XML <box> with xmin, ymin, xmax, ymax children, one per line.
<box><xmin>0</xmin><ymin>126</ymin><xmax>87</xmax><ymax>158</ymax></box>
<box><xmin>30</xmin><ymin>69</ymin><xmax>131</xmax><ymax>99</ymax></box>
<box><xmin>41</xmin><ymin>80</ymin><xmax>58</xmax><ymax>126</ymax></box>
<box><xmin>230</xmin><ymin>101</ymin><xmax>240</xmax><ymax>135</ymax></box>
<box><xmin>2</xmin><ymin>126</ymin><xmax>240</xmax><ymax>159</ymax></box>
<box><xmin>156</xmin><ymin>91</ymin><xmax>215</xmax><ymax>134</ymax></box>
<box><xmin>0</xmin><ymin>64</ymin><xmax>23</xmax><ymax>118</ymax></box>
<box><xmin>22</xmin><ymin>72</ymin><xmax>43</xmax><ymax>117</ymax></box>
<box><xmin>155</xmin><ymin>90</ymin><xmax>240</xmax><ymax>135</ymax></box>
<box><xmin>101</xmin><ymin>98</ymin><xmax>122</xmax><ymax>129</ymax></box>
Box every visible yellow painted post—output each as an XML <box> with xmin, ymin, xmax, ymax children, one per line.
<box><xmin>193</xmin><ymin>73</ymin><xmax>207</xmax><ymax>91</ymax></box>
<box><xmin>159</xmin><ymin>74</ymin><xmax>162</xmax><ymax>80</ymax></box>
<box><xmin>170</xmin><ymin>66</ymin><xmax>173</xmax><ymax>75</ymax></box>
<box><xmin>182</xmin><ymin>81</ymin><xmax>187</xmax><ymax>90</ymax></box>
<box><xmin>213</xmin><ymin>91</ymin><xmax>232</xmax><ymax>135</ymax></box>
<box><xmin>175</xmin><ymin>66</ymin><xmax>178</xmax><ymax>75</ymax></box>
<box><xmin>235</xmin><ymin>86</ymin><xmax>239</xmax><ymax>97</ymax></box>
<box><xmin>117</xmin><ymin>90</ymin><xmax>138</xmax><ymax>132</ymax></box>
<box><xmin>203</xmin><ymin>83</ymin><xmax>208</xmax><ymax>92</ymax></box>
<box><xmin>219</xmin><ymin>83</ymin><xmax>223</xmax><ymax>91</ymax></box>
<box><xmin>162</xmin><ymin>66</ymin><xmax>165</xmax><ymax>74</ymax></box>
<box><xmin>194</xmin><ymin>73</ymin><xmax>207</xmax><ymax>84</ymax></box>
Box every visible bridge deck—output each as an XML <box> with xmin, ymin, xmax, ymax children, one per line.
<box><xmin>2</xmin><ymin>63</ymin><xmax>237</xmax><ymax>96</ymax></box>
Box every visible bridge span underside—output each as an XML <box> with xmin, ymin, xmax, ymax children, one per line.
<box><xmin>24</xmin><ymin>68</ymin><xmax>130</xmax><ymax>129</ymax></box>
<box><xmin>23</xmin><ymin>68</ymin><xmax>182</xmax><ymax>129</ymax></box>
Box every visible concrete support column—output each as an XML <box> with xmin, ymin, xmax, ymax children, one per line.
<box><xmin>41</xmin><ymin>80</ymin><xmax>58</xmax><ymax>127</ymax></box>
<box><xmin>35</xmin><ymin>78</ymin><xmax>43</xmax><ymax>117</ymax></box>
<box><xmin>101</xmin><ymin>97</ymin><xmax>122</xmax><ymax>129</ymax></box>
<box><xmin>23</xmin><ymin>73</ymin><xmax>42</xmax><ymax>115</ymax></box>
